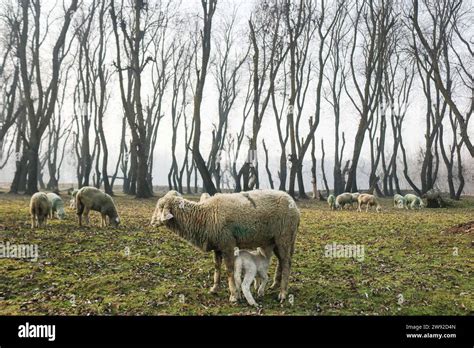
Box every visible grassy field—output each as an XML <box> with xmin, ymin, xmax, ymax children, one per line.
<box><xmin>0</xmin><ymin>191</ymin><xmax>472</xmax><ymax>315</ymax></box>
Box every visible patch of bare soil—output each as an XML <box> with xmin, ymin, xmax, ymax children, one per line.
<box><xmin>444</xmin><ymin>221</ymin><xmax>474</xmax><ymax>234</ymax></box>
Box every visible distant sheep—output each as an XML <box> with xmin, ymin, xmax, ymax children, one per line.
<box><xmin>357</xmin><ymin>193</ymin><xmax>381</xmax><ymax>212</ymax></box>
<box><xmin>76</xmin><ymin>186</ymin><xmax>120</xmax><ymax>227</ymax></box>
<box><xmin>351</xmin><ymin>192</ymin><xmax>360</xmax><ymax>201</ymax></box>
<box><xmin>30</xmin><ymin>192</ymin><xmax>52</xmax><ymax>229</ymax></box>
<box><xmin>393</xmin><ymin>194</ymin><xmax>407</xmax><ymax>209</ymax></box>
<box><xmin>335</xmin><ymin>193</ymin><xmax>354</xmax><ymax>210</ymax></box>
<box><xmin>327</xmin><ymin>194</ymin><xmax>336</xmax><ymax>210</ymax></box>
<box><xmin>404</xmin><ymin>194</ymin><xmax>422</xmax><ymax>210</ymax></box>
<box><xmin>69</xmin><ymin>189</ymin><xmax>78</xmax><ymax>209</ymax></box>
<box><xmin>234</xmin><ymin>246</ymin><xmax>273</xmax><ymax>307</ymax></box>
<box><xmin>151</xmin><ymin>190</ymin><xmax>300</xmax><ymax>303</ymax></box>
<box><xmin>46</xmin><ymin>192</ymin><xmax>67</xmax><ymax>219</ymax></box>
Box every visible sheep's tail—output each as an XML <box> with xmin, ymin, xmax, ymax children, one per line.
<box><xmin>256</xmin><ymin>247</ymin><xmax>266</xmax><ymax>258</ymax></box>
<box><xmin>234</xmin><ymin>247</ymin><xmax>240</xmax><ymax>257</ymax></box>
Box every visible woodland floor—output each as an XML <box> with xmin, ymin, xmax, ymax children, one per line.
<box><xmin>0</xmin><ymin>191</ymin><xmax>472</xmax><ymax>315</ymax></box>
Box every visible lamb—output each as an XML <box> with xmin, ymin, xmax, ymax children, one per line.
<box><xmin>335</xmin><ymin>192</ymin><xmax>355</xmax><ymax>210</ymax></box>
<box><xmin>69</xmin><ymin>189</ymin><xmax>78</xmax><ymax>209</ymax></box>
<box><xmin>404</xmin><ymin>193</ymin><xmax>422</xmax><ymax>210</ymax></box>
<box><xmin>327</xmin><ymin>194</ymin><xmax>336</xmax><ymax>210</ymax></box>
<box><xmin>393</xmin><ymin>194</ymin><xmax>407</xmax><ymax>209</ymax></box>
<box><xmin>29</xmin><ymin>192</ymin><xmax>52</xmax><ymax>229</ymax></box>
<box><xmin>150</xmin><ymin>189</ymin><xmax>300</xmax><ymax>303</ymax></box>
<box><xmin>46</xmin><ymin>192</ymin><xmax>67</xmax><ymax>219</ymax></box>
<box><xmin>76</xmin><ymin>186</ymin><xmax>120</xmax><ymax>227</ymax></box>
<box><xmin>234</xmin><ymin>246</ymin><xmax>273</xmax><ymax>307</ymax></box>
<box><xmin>357</xmin><ymin>193</ymin><xmax>381</xmax><ymax>212</ymax></box>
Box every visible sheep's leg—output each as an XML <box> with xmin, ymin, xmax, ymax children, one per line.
<box><xmin>31</xmin><ymin>214</ymin><xmax>36</xmax><ymax>229</ymax></box>
<box><xmin>210</xmin><ymin>250</ymin><xmax>222</xmax><ymax>294</ymax></box>
<box><xmin>358</xmin><ymin>202</ymin><xmax>362</xmax><ymax>212</ymax></box>
<box><xmin>101</xmin><ymin>214</ymin><xmax>107</xmax><ymax>228</ymax></box>
<box><xmin>223</xmin><ymin>253</ymin><xmax>238</xmax><ymax>303</ymax></box>
<box><xmin>233</xmin><ymin>258</ymin><xmax>242</xmax><ymax>300</ymax></box>
<box><xmin>366</xmin><ymin>204</ymin><xmax>369</xmax><ymax>212</ymax></box>
<box><xmin>257</xmin><ymin>272</ymin><xmax>269</xmax><ymax>298</ymax></box>
<box><xmin>270</xmin><ymin>246</ymin><xmax>282</xmax><ymax>290</ymax></box>
<box><xmin>254</xmin><ymin>277</ymin><xmax>260</xmax><ymax>292</ymax></box>
<box><xmin>241</xmin><ymin>270</ymin><xmax>257</xmax><ymax>307</ymax></box>
<box><xmin>84</xmin><ymin>208</ymin><xmax>90</xmax><ymax>225</ymax></box>
<box><xmin>275</xmin><ymin>243</ymin><xmax>291</xmax><ymax>303</ymax></box>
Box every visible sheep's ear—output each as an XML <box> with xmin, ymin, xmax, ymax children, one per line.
<box><xmin>163</xmin><ymin>213</ymin><xmax>174</xmax><ymax>220</ymax></box>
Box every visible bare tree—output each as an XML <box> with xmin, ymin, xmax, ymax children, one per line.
<box><xmin>344</xmin><ymin>0</ymin><xmax>395</xmax><ymax>192</ymax></box>
<box><xmin>15</xmin><ymin>0</ymin><xmax>78</xmax><ymax>194</ymax></box>
<box><xmin>207</xmin><ymin>11</ymin><xmax>249</xmax><ymax>191</ymax></box>
<box><xmin>191</xmin><ymin>0</ymin><xmax>218</xmax><ymax>195</ymax></box>
<box><xmin>411</xmin><ymin>0</ymin><xmax>473</xmax><ymax>157</ymax></box>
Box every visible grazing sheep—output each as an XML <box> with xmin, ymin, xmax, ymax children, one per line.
<box><xmin>335</xmin><ymin>193</ymin><xmax>354</xmax><ymax>210</ymax></box>
<box><xmin>327</xmin><ymin>194</ymin><xmax>336</xmax><ymax>210</ymax></box>
<box><xmin>151</xmin><ymin>190</ymin><xmax>300</xmax><ymax>303</ymax></box>
<box><xmin>76</xmin><ymin>186</ymin><xmax>120</xmax><ymax>227</ymax></box>
<box><xmin>30</xmin><ymin>192</ymin><xmax>52</xmax><ymax>229</ymax></box>
<box><xmin>404</xmin><ymin>194</ymin><xmax>422</xmax><ymax>210</ymax></box>
<box><xmin>234</xmin><ymin>246</ymin><xmax>273</xmax><ymax>307</ymax></box>
<box><xmin>357</xmin><ymin>193</ymin><xmax>381</xmax><ymax>212</ymax></box>
<box><xmin>393</xmin><ymin>194</ymin><xmax>407</xmax><ymax>209</ymax></box>
<box><xmin>69</xmin><ymin>189</ymin><xmax>78</xmax><ymax>209</ymax></box>
<box><xmin>46</xmin><ymin>192</ymin><xmax>67</xmax><ymax>220</ymax></box>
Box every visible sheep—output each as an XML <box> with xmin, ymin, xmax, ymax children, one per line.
<box><xmin>335</xmin><ymin>192</ymin><xmax>355</xmax><ymax>210</ymax></box>
<box><xmin>30</xmin><ymin>192</ymin><xmax>52</xmax><ymax>229</ymax></box>
<box><xmin>69</xmin><ymin>189</ymin><xmax>78</xmax><ymax>209</ymax></box>
<box><xmin>150</xmin><ymin>189</ymin><xmax>300</xmax><ymax>303</ymax></box>
<box><xmin>404</xmin><ymin>193</ymin><xmax>422</xmax><ymax>210</ymax></box>
<box><xmin>46</xmin><ymin>192</ymin><xmax>67</xmax><ymax>220</ymax></box>
<box><xmin>393</xmin><ymin>194</ymin><xmax>407</xmax><ymax>209</ymax></box>
<box><xmin>327</xmin><ymin>194</ymin><xmax>336</xmax><ymax>210</ymax></box>
<box><xmin>76</xmin><ymin>186</ymin><xmax>120</xmax><ymax>227</ymax></box>
<box><xmin>357</xmin><ymin>193</ymin><xmax>381</xmax><ymax>212</ymax></box>
<box><xmin>234</xmin><ymin>246</ymin><xmax>273</xmax><ymax>307</ymax></box>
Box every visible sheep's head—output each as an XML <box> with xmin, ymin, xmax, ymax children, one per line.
<box><xmin>57</xmin><ymin>208</ymin><xmax>67</xmax><ymax>220</ymax></box>
<box><xmin>151</xmin><ymin>191</ymin><xmax>182</xmax><ymax>227</ymax></box>
<box><xmin>110</xmin><ymin>215</ymin><xmax>120</xmax><ymax>227</ymax></box>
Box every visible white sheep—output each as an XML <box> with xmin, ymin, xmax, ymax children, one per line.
<box><xmin>327</xmin><ymin>194</ymin><xmax>336</xmax><ymax>210</ymax></box>
<box><xmin>404</xmin><ymin>194</ymin><xmax>422</xmax><ymax>210</ymax></box>
<box><xmin>151</xmin><ymin>190</ymin><xmax>300</xmax><ymax>303</ymax></box>
<box><xmin>30</xmin><ymin>192</ymin><xmax>52</xmax><ymax>229</ymax></box>
<box><xmin>234</xmin><ymin>246</ymin><xmax>273</xmax><ymax>307</ymax></box>
<box><xmin>335</xmin><ymin>192</ymin><xmax>354</xmax><ymax>210</ymax></box>
<box><xmin>69</xmin><ymin>189</ymin><xmax>78</xmax><ymax>209</ymax></box>
<box><xmin>76</xmin><ymin>186</ymin><xmax>120</xmax><ymax>227</ymax></box>
<box><xmin>46</xmin><ymin>192</ymin><xmax>67</xmax><ymax>219</ymax></box>
<box><xmin>393</xmin><ymin>194</ymin><xmax>407</xmax><ymax>209</ymax></box>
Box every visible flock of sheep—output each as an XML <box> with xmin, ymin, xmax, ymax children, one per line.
<box><xmin>28</xmin><ymin>186</ymin><xmax>425</xmax><ymax>307</ymax></box>
<box><xmin>326</xmin><ymin>192</ymin><xmax>425</xmax><ymax>212</ymax></box>
<box><xmin>29</xmin><ymin>187</ymin><xmax>299</xmax><ymax>307</ymax></box>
